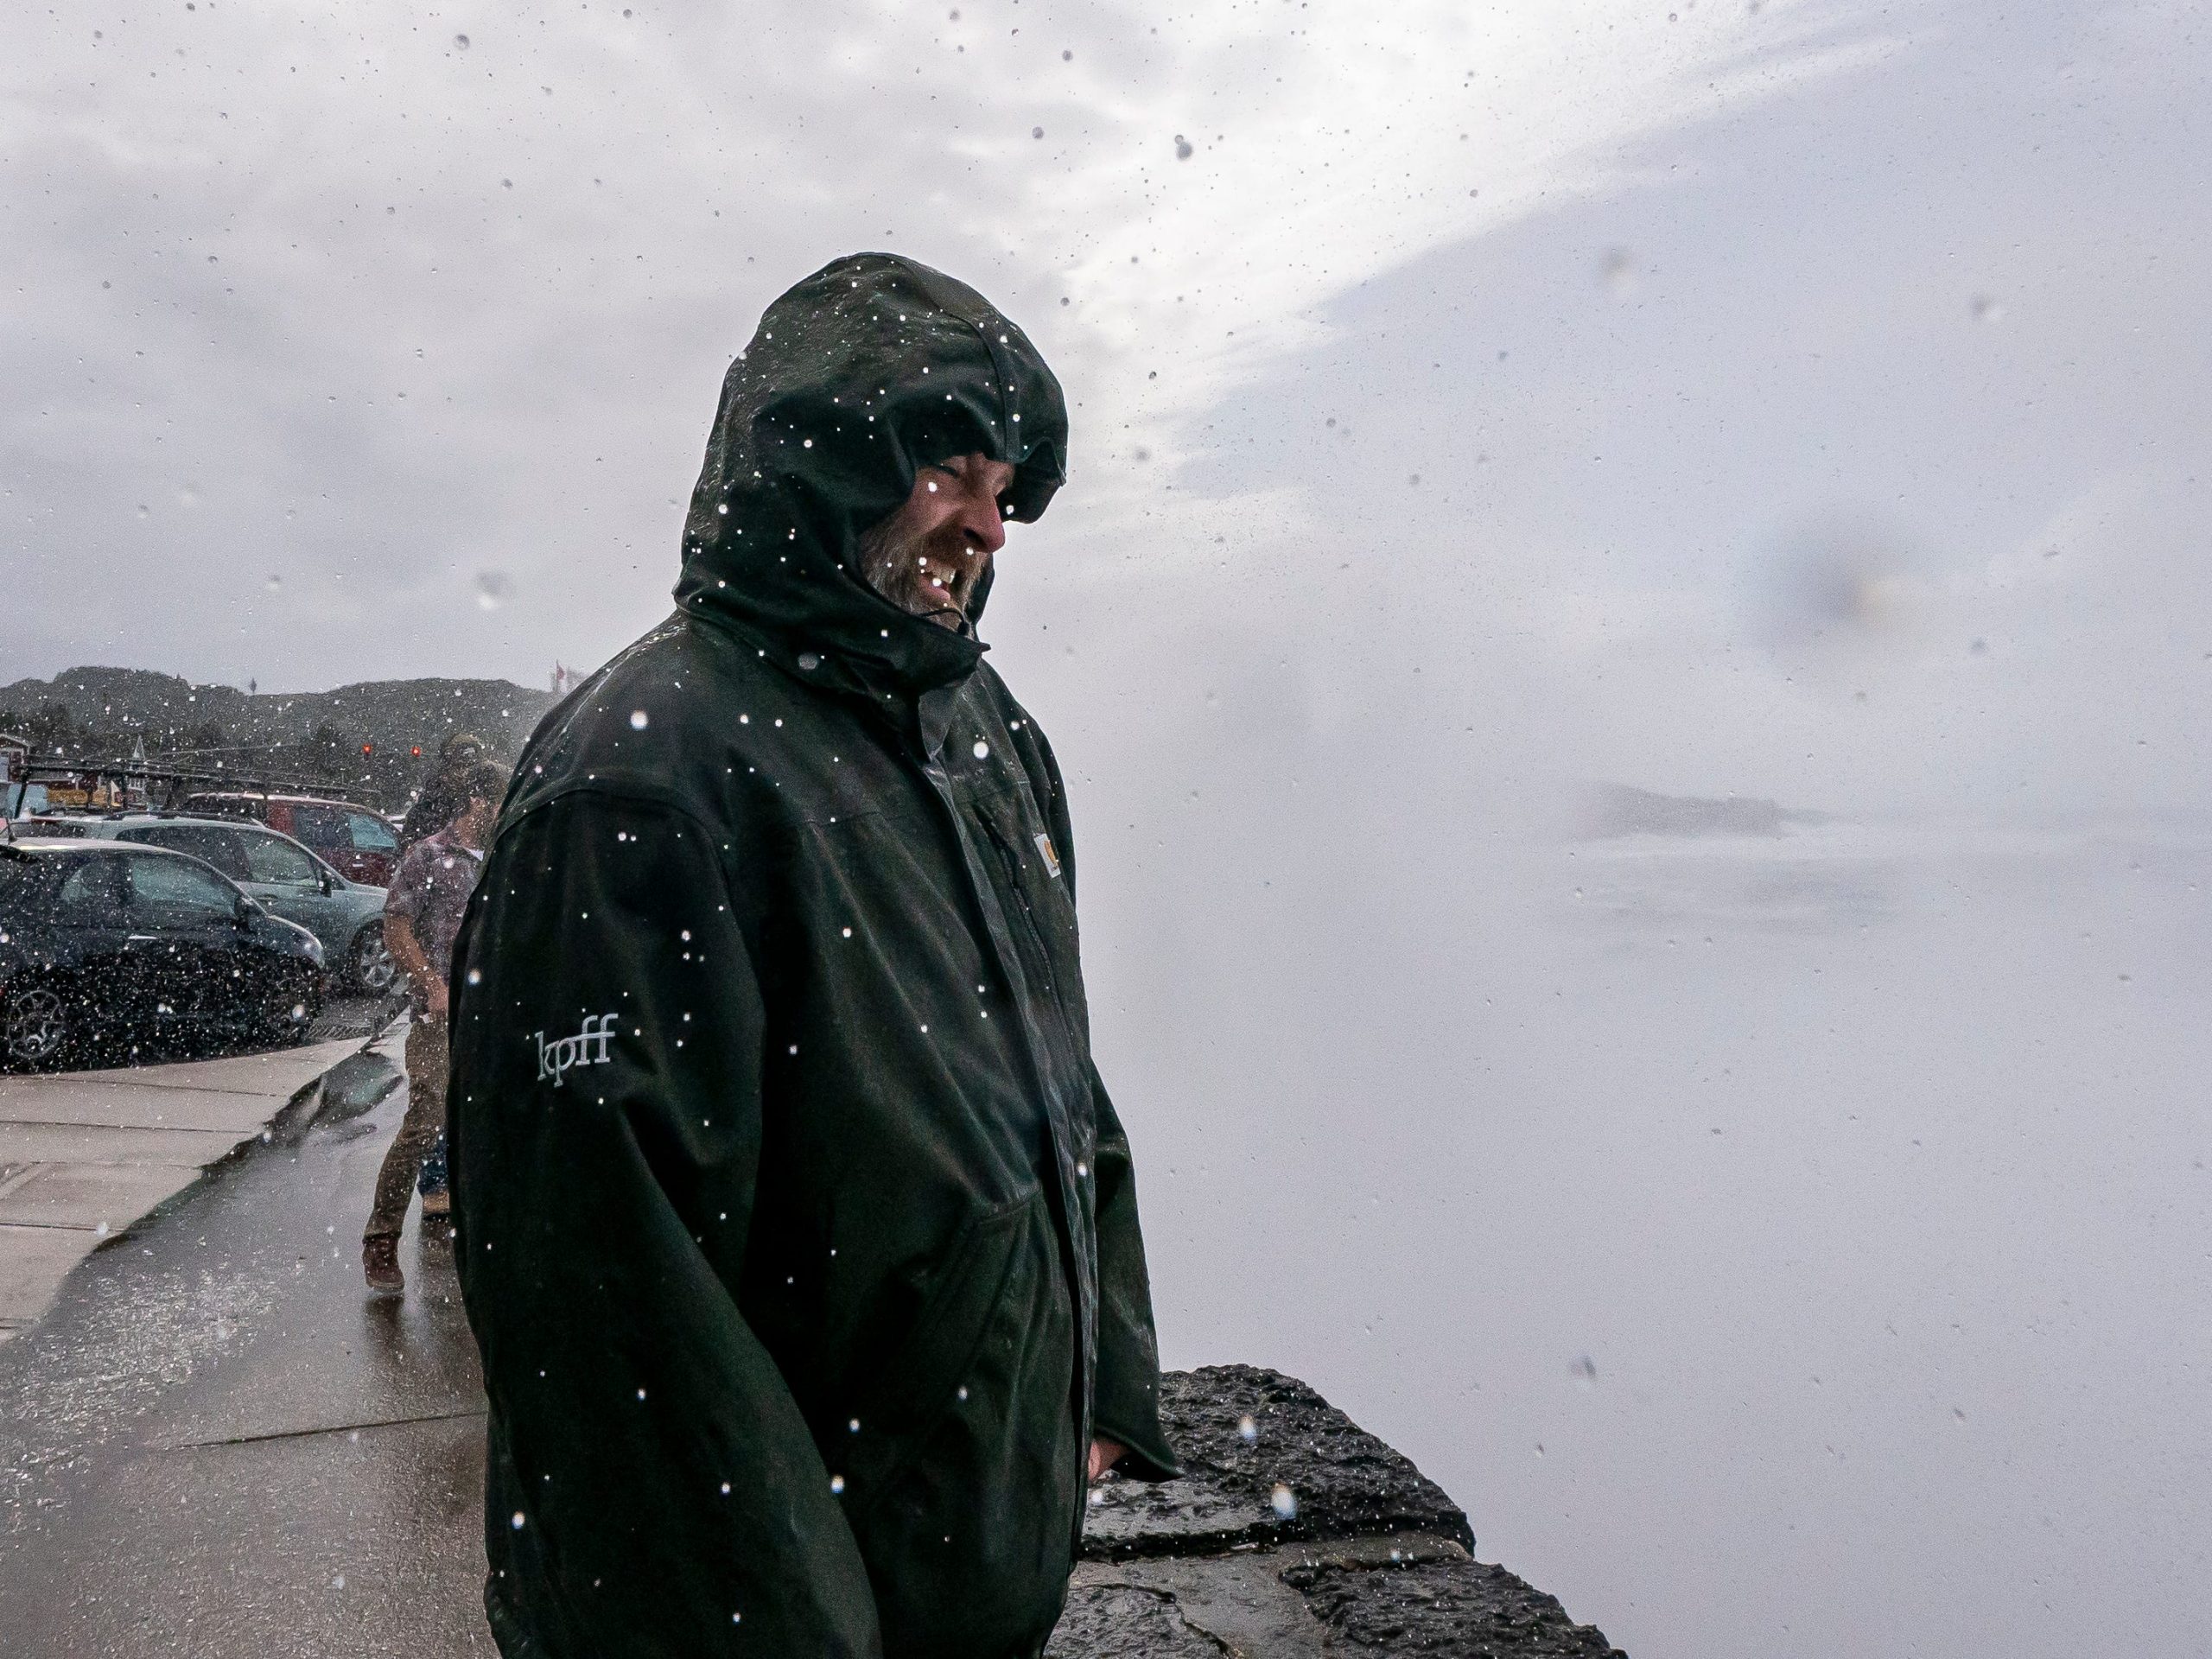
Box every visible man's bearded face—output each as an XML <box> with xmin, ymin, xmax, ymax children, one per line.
<box><xmin>857</xmin><ymin>454</ymin><xmax>1017</xmax><ymax>632</ymax></box>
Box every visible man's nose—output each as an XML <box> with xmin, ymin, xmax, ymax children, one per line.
<box><xmin>957</xmin><ymin>487</ymin><xmax>1007</xmax><ymax>557</ymax></box>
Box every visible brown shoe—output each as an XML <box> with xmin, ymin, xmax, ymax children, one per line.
<box><xmin>362</xmin><ymin>1233</ymin><xmax>404</xmax><ymax>1294</ymax></box>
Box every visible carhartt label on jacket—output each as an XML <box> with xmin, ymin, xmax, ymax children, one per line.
<box><xmin>1033</xmin><ymin>832</ymin><xmax>1061</xmax><ymax>878</ymax></box>
<box><xmin>535</xmin><ymin>1014</ymin><xmax>620</xmax><ymax>1087</ymax></box>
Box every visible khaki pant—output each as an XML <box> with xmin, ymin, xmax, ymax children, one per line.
<box><xmin>365</xmin><ymin>1016</ymin><xmax>448</xmax><ymax>1240</ymax></box>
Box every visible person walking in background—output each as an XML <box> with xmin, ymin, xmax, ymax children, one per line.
<box><xmin>397</xmin><ymin>731</ymin><xmax>489</xmax><ymax>851</ymax></box>
<box><xmin>363</xmin><ymin>760</ymin><xmax>508</xmax><ymax>1294</ymax></box>
<box><xmin>396</xmin><ymin>730</ymin><xmax>491</xmax><ymax>1211</ymax></box>
<box><xmin>448</xmin><ymin>254</ymin><xmax>1178</xmax><ymax>1656</ymax></box>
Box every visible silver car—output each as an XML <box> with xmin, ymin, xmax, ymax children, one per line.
<box><xmin>66</xmin><ymin>814</ymin><xmax>396</xmax><ymax>993</ymax></box>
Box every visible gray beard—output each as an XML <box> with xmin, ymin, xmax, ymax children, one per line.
<box><xmin>856</xmin><ymin>518</ymin><xmax>971</xmax><ymax>633</ymax></box>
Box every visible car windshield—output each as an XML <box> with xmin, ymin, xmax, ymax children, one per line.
<box><xmin>124</xmin><ymin>852</ymin><xmax>238</xmax><ymax>921</ymax></box>
<box><xmin>289</xmin><ymin>805</ymin><xmax>349</xmax><ymax>846</ymax></box>
<box><xmin>51</xmin><ymin>855</ymin><xmax>126</xmax><ymax>925</ymax></box>
<box><xmin>124</xmin><ymin>824</ymin><xmax>251</xmax><ymax>881</ymax></box>
<box><xmin>239</xmin><ymin>830</ymin><xmax>321</xmax><ymax>887</ymax></box>
<box><xmin>347</xmin><ymin>812</ymin><xmax>397</xmax><ymax>852</ymax></box>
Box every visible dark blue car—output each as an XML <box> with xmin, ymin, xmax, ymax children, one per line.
<box><xmin>0</xmin><ymin>837</ymin><xmax>325</xmax><ymax>1069</ymax></box>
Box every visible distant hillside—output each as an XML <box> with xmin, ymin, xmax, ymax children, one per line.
<box><xmin>1580</xmin><ymin>782</ymin><xmax>1832</xmax><ymax>840</ymax></box>
<box><xmin>0</xmin><ymin>666</ymin><xmax>557</xmax><ymax>811</ymax></box>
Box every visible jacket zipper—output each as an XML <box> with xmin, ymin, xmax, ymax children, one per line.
<box><xmin>969</xmin><ymin>807</ymin><xmax>1077</xmax><ymax>1036</ymax></box>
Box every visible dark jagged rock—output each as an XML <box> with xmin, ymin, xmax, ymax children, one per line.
<box><xmin>1083</xmin><ymin>1364</ymin><xmax>1474</xmax><ymax>1560</ymax></box>
<box><xmin>1049</xmin><ymin>1583</ymin><xmax>1236</xmax><ymax>1658</ymax></box>
<box><xmin>1054</xmin><ymin>1366</ymin><xmax>1623</xmax><ymax>1657</ymax></box>
<box><xmin>1283</xmin><ymin>1556</ymin><xmax>1625</xmax><ymax>1657</ymax></box>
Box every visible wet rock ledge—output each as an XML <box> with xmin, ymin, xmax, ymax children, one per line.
<box><xmin>1053</xmin><ymin>1365</ymin><xmax>1624</xmax><ymax>1658</ymax></box>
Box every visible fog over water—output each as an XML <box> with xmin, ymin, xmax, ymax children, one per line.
<box><xmin>6</xmin><ymin>0</ymin><xmax>2209</xmax><ymax>1652</ymax></box>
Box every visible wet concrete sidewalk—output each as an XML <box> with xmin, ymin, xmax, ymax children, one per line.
<box><xmin>0</xmin><ymin>1034</ymin><xmax>378</xmax><ymax>1342</ymax></box>
<box><xmin>0</xmin><ymin>1026</ymin><xmax>493</xmax><ymax>1655</ymax></box>
<box><xmin>0</xmin><ymin>1033</ymin><xmax>1624</xmax><ymax>1656</ymax></box>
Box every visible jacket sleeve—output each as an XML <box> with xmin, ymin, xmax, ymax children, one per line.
<box><xmin>1085</xmin><ymin>1060</ymin><xmax>1182</xmax><ymax>1481</ymax></box>
<box><xmin>449</xmin><ymin>790</ymin><xmax>881</xmax><ymax>1656</ymax></box>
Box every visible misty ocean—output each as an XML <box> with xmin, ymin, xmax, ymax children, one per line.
<box><xmin>1109</xmin><ymin>815</ymin><xmax>2209</xmax><ymax>1658</ymax></box>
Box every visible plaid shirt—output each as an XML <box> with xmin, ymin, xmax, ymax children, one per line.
<box><xmin>383</xmin><ymin>826</ymin><xmax>484</xmax><ymax>1011</ymax></box>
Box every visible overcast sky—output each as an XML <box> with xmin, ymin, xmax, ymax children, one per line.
<box><xmin>7</xmin><ymin>0</ymin><xmax>2205</xmax><ymax>819</ymax></box>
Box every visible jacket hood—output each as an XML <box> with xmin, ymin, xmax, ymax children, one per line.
<box><xmin>674</xmin><ymin>253</ymin><xmax>1069</xmax><ymax>700</ymax></box>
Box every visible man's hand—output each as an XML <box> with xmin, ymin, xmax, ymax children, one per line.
<box><xmin>1087</xmin><ymin>1438</ymin><xmax>1127</xmax><ymax>1484</ymax></box>
<box><xmin>384</xmin><ymin>915</ymin><xmax>442</xmax><ymax>1018</ymax></box>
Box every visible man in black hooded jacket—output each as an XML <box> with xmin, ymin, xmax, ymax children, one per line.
<box><xmin>448</xmin><ymin>253</ymin><xmax>1178</xmax><ymax>1659</ymax></box>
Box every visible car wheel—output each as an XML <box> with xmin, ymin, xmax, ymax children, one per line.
<box><xmin>3</xmin><ymin>982</ymin><xmax>75</xmax><ymax>1068</ymax></box>
<box><xmin>349</xmin><ymin>923</ymin><xmax>397</xmax><ymax>994</ymax></box>
<box><xmin>257</xmin><ymin>976</ymin><xmax>320</xmax><ymax>1047</ymax></box>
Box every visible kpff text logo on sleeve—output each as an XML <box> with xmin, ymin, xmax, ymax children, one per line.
<box><xmin>535</xmin><ymin>1013</ymin><xmax>620</xmax><ymax>1087</ymax></box>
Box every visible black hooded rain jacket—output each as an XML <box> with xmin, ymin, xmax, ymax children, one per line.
<box><xmin>448</xmin><ymin>253</ymin><xmax>1177</xmax><ymax>1659</ymax></box>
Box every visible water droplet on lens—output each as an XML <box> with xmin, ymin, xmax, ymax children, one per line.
<box><xmin>971</xmin><ymin>741</ymin><xmax>988</xmax><ymax>760</ymax></box>
<box><xmin>454</xmin><ymin>32</ymin><xmax>470</xmax><ymax>49</ymax></box>
<box><xmin>629</xmin><ymin>710</ymin><xmax>649</xmax><ymax>730</ymax></box>
<box><xmin>1270</xmin><ymin>1484</ymin><xmax>1297</xmax><ymax>1519</ymax></box>
<box><xmin>1237</xmin><ymin>1414</ymin><xmax>1257</xmax><ymax>1443</ymax></box>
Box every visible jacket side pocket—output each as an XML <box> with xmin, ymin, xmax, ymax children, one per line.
<box><xmin>841</xmin><ymin>1189</ymin><xmax>1081</xmax><ymax>1659</ymax></box>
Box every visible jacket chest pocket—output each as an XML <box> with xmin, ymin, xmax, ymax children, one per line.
<box><xmin>966</xmin><ymin>794</ymin><xmax>1081</xmax><ymax>1014</ymax></box>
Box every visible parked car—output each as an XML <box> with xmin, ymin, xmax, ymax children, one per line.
<box><xmin>66</xmin><ymin>815</ymin><xmax>394</xmax><ymax>994</ymax></box>
<box><xmin>0</xmin><ymin>839</ymin><xmax>325</xmax><ymax>1069</ymax></box>
<box><xmin>175</xmin><ymin>792</ymin><xmax>401</xmax><ymax>886</ymax></box>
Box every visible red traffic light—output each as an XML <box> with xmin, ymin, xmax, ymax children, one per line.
<box><xmin>410</xmin><ymin>747</ymin><xmax>422</xmax><ymax>757</ymax></box>
<box><xmin>360</xmin><ymin>743</ymin><xmax>373</xmax><ymax>755</ymax></box>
